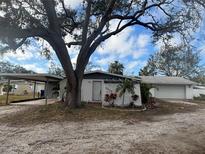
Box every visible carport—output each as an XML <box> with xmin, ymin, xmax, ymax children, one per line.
<box><xmin>0</xmin><ymin>73</ymin><xmax>63</xmax><ymax>105</ymax></box>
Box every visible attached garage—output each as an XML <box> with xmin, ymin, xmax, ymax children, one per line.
<box><xmin>141</xmin><ymin>76</ymin><xmax>196</xmax><ymax>100</ymax></box>
<box><xmin>153</xmin><ymin>85</ymin><xmax>185</xmax><ymax>99</ymax></box>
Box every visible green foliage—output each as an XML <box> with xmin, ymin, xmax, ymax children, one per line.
<box><xmin>192</xmin><ymin>68</ymin><xmax>205</xmax><ymax>84</ymax></box>
<box><xmin>194</xmin><ymin>94</ymin><xmax>205</xmax><ymax>101</ymax></box>
<box><xmin>108</xmin><ymin>61</ymin><xmax>124</xmax><ymax>75</ymax></box>
<box><xmin>140</xmin><ymin>40</ymin><xmax>201</xmax><ymax>79</ymax></box>
<box><xmin>2</xmin><ymin>84</ymin><xmax>12</xmax><ymax>92</ymax></box>
<box><xmin>0</xmin><ymin>61</ymin><xmax>35</xmax><ymax>74</ymax></box>
<box><xmin>48</xmin><ymin>62</ymin><xmax>65</xmax><ymax>77</ymax></box>
<box><xmin>116</xmin><ymin>79</ymin><xmax>135</xmax><ymax>97</ymax></box>
<box><xmin>139</xmin><ymin>55</ymin><xmax>157</xmax><ymax>76</ymax></box>
<box><xmin>80</xmin><ymin>101</ymin><xmax>87</xmax><ymax>108</ymax></box>
<box><xmin>140</xmin><ymin>83</ymin><xmax>152</xmax><ymax>104</ymax></box>
<box><xmin>85</xmin><ymin>62</ymin><xmax>100</xmax><ymax>72</ymax></box>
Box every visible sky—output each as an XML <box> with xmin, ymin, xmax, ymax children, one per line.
<box><xmin>1</xmin><ymin>0</ymin><xmax>205</xmax><ymax>75</ymax></box>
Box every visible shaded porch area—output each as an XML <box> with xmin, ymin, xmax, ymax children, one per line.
<box><xmin>0</xmin><ymin>73</ymin><xmax>63</xmax><ymax>105</ymax></box>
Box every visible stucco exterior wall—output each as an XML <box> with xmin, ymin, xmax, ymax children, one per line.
<box><xmin>59</xmin><ymin>79</ymin><xmax>142</xmax><ymax>106</ymax></box>
<box><xmin>59</xmin><ymin>79</ymin><xmax>66</xmax><ymax>99</ymax></box>
<box><xmin>60</xmin><ymin>79</ymin><xmax>104</xmax><ymax>102</ymax></box>
<box><xmin>12</xmin><ymin>83</ymin><xmax>33</xmax><ymax>95</ymax></box>
<box><xmin>185</xmin><ymin>85</ymin><xmax>193</xmax><ymax>99</ymax></box>
<box><xmin>46</xmin><ymin>82</ymin><xmax>59</xmax><ymax>99</ymax></box>
<box><xmin>193</xmin><ymin>88</ymin><xmax>205</xmax><ymax>97</ymax></box>
<box><xmin>0</xmin><ymin>85</ymin><xmax>3</xmax><ymax>95</ymax></box>
<box><xmin>81</xmin><ymin>79</ymin><xmax>97</xmax><ymax>102</ymax></box>
<box><xmin>0</xmin><ymin>81</ymin><xmax>45</xmax><ymax>96</ymax></box>
<box><xmin>102</xmin><ymin>83</ymin><xmax>142</xmax><ymax>106</ymax></box>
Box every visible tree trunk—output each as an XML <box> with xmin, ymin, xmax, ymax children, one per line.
<box><xmin>64</xmin><ymin>76</ymin><xmax>82</xmax><ymax>108</ymax></box>
<box><xmin>122</xmin><ymin>93</ymin><xmax>125</xmax><ymax>107</ymax></box>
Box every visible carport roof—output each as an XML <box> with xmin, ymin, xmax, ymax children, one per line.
<box><xmin>0</xmin><ymin>73</ymin><xmax>63</xmax><ymax>82</ymax></box>
<box><xmin>140</xmin><ymin>76</ymin><xmax>197</xmax><ymax>85</ymax></box>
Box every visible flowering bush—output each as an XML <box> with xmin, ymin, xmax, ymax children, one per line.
<box><xmin>104</xmin><ymin>94</ymin><xmax>110</xmax><ymax>102</ymax></box>
<box><xmin>110</xmin><ymin>93</ymin><xmax>117</xmax><ymax>99</ymax></box>
<box><xmin>131</xmin><ymin>94</ymin><xmax>139</xmax><ymax>101</ymax></box>
<box><xmin>104</xmin><ymin>93</ymin><xmax>117</xmax><ymax>106</ymax></box>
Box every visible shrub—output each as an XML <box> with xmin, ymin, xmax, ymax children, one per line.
<box><xmin>194</xmin><ymin>94</ymin><xmax>205</xmax><ymax>101</ymax></box>
<box><xmin>110</xmin><ymin>93</ymin><xmax>117</xmax><ymax>100</ymax></box>
<box><xmin>104</xmin><ymin>93</ymin><xmax>117</xmax><ymax>106</ymax></box>
<box><xmin>80</xmin><ymin>101</ymin><xmax>87</xmax><ymax>107</ymax></box>
<box><xmin>145</xmin><ymin>97</ymin><xmax>156</xmax><ymax>109</ymax></box>
<box><xmin>2</xmin><ymin>85</ymin><xmax>12</xmax><ymax>92</ymax></box>
<box><xmin>104</xmin><ymin>94</ymin><xmax>110</xmax><ymax>102</ymax></box>
<box><xmin>131</xmin><ymin>94</ymin><xmax>139</xmax><ymax>101</ymax></box>
<box><xmin>140</xmin><ymin>83</ymin><xmax>152</xmax><ymax>104</ymax></box>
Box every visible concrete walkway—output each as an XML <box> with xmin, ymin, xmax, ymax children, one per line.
<box><xmin>163</xmin><ymin>99</ymin><xmax>198</xmax><ymax>106</ymax></box>
<box><xmin>0</xmin><ymin>99</ymin><xmax>58</xmax><ymax>118</ymax></box>
<box><xmin>10</xmin><ymin>99</ymin><xmax>58</xmax><ymax>106</ymax></box>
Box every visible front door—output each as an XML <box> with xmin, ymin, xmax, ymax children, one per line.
<box><xmin>92</xmin><ymin>81</ymin><xmax>102</xmax><ymax>101</ymax></box>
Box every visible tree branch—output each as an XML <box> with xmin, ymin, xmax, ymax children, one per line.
<box><xmin>0</xmin><ymin>38</ymin><xmax>27</xmax><ymax>52</ymax></box>
<box><xmin>82</xmin><ymin>0</ymin><xmax>92</xmax><ymax>45</ymax></box>
<box><xmin>66</xmin><ymin>41</ymin><xmax>82</xmax><ymax>48</ymax></box>
<box><xmin>41</xmin><ymin>0</ymin><xmax>61</xmax><ymax>34</ymax></box>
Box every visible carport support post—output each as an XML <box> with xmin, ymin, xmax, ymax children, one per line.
<box><xmin>33</xmin><ymin>81</ymin><xmax>36</xmax><ymax>99</ymax></box>
<box><xmin>6</xmin><ymin>79</ymin><xmax>10</xmax><ymax>105</ymax></box>
<box><xmin>45</xmin><ymin>79</ymin><xmax>48</xmax><ymax>105</ymax></box>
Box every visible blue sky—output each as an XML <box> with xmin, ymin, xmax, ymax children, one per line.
<box><xmin>0</xmin><ymin>26</ymin><xmax>157</xmax><ymax>75</ymax></box>
<box><xmin>1</xmin><ymin>0</ymin><xmax>205</xmax><ymax>75</ymax></box>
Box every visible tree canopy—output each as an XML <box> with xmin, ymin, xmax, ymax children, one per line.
<box><xmin>139</xmin><ymin>41</ymin><xmax>202</xmax><ymax>79</ymax></box>
<box><xmin>0</xmin><ymin>61</ymin><xmax>35</xmax><ymax>74</ymax></box>
<box><xmin>0</xmin><ymin>0</ymin><xmax>203</xmax><ymax>107</ymax></box>
<box><xmin>139</xmin><ymin>55</ymin><xmax>157</xmax><ymax>76</ymax></box>
<box><xmin>108</xmin><ymin>60</ymin><xmax>124</xmax><ymax>75</ymax></box>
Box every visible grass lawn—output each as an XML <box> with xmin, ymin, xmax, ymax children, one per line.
<box><xmin>1</xmin><ymin>99</ymin><xmax>205</xmax><ymax>126</ymax></box>
<box><xmin>0</xmin><ymin>94</ymin><xmax>34</xmax><ymax>105</ymax></box>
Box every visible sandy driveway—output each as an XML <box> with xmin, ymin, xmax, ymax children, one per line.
<box><xmin>0</xmin><ymin>105</ymin><xmax>205</xmax><ymax>153</ymax></box>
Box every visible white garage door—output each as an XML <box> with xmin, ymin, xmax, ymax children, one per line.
<box><xmin>155</xmin><ymin>85</ymin><xmax>185</xmax><ymax>99</ymax></box>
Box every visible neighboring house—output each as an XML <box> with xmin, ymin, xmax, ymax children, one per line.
<box><xmin>193</xmin><ymin>86</ymin><xmax>205</xmax><ymax>97</ymax></box>
<box><xmin>0</xmin><ymin>80</ymin><xmax>45</xmax><ymax>96</ymax></box>
<box><xmin>60</xmin><ymin>71</ymin><xmax>142</xmax><ymax>106</ymax></box>
<box><xmin>0</xmin><ymin>84</ymin><xmax>3</xmax><ymax>95</ymax></box>
<box><xmin>0</xmin><ymin>73</ymin><xmax>63</xmax><ymax>101</ymax></box>
<box><xmin>141</xmin><ymin>76</ymin><xmax>196</xmax><ymax>100</ymax></box>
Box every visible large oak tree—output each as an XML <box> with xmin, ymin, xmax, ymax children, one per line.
<box><xmin>139</xmin><ymin>41</ymin><xmax>201</xmax><ymax>78</ymax></box>
<box><xmin>0</xmin><ymin>0</ymin><xmax>202</xmax><ymax>107</ymax></box>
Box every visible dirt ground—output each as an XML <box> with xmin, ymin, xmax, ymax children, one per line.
<box><xmin>0</xmin><ymin>101</ymin><xmax>205</xmax><ymax>154</ymax></box>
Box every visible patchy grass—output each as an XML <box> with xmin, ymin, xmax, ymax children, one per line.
<box><xmin>0</xmin><ymin>94</ymin><xmax>35</xmax><ymax>106</ymax></box>
<box><xmin>1</xmin><ymin>99</ymin><xmax>204</xmax><ymax>126</ymax></box>
<box><xmin>189</xmin><ymin>100</ymin><xmax>205</xmax><ymax>105</ymax></box>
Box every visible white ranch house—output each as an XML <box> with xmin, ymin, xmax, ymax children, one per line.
<box><xmin>59</xmin><ymin>71</ymin><xmax>142</xmax><ymax>106</ymax></box>
<box><xmin>0</xmin><ymin>71</ymin><xmax>197</xmax><ymax>105</ymax></box>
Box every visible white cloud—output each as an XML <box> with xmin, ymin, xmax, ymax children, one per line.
<box><xmin>96</xmin><ymin>55</ymin><xmax>117</xmax><ymax>66</ymax></box>
<box><xmin>98</xmin><ymin>27</ymin><xmax>131</xmax><ymax>54</ymax></box>
<box><xmin>23</xmin><ymin>64</ymin><xmax>46</xmax><ymax>73</ymax></box>
<box><xmin>64</xmin><ymin>0</ymin><xmax>83</xmax><ymax>8</ymax></box>
<box><xmin>124</xmin><ymin>60</ymin><xmax>147</xmax><ymax>75</ymax></box>
<box><xmin>97</xmin><ymin>19</ymin><xmax>150</xmax><ymax>61</ymax></box>
<box><xmin>3</xmin><ymin>49</ymin><xmax>33</xmax><ymax>61</ymax></box>
<box><xmin>126</xmin><ymin>60</ymin><xmax>146</xmax><ymax>70</ymax></box>
<box><xmin>137</xmin><ymin>34</ymin><xmax>150</xmax><ymax>48</ymax></box>
<box><xmin>132</xmin><ymin>49</ymin><xmax>148</xmax><ymax>59</ymax></box>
